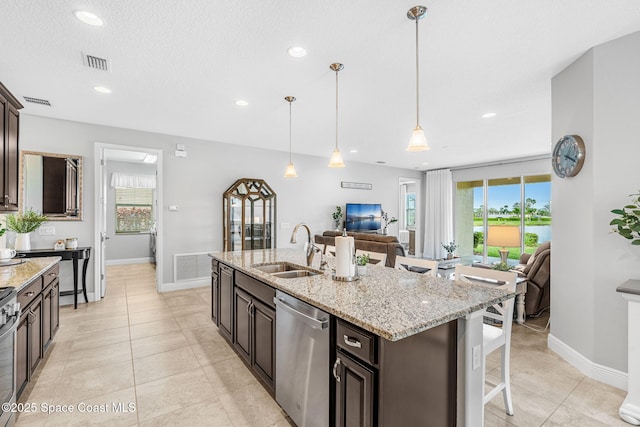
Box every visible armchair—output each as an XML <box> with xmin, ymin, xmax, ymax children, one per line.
<box><xmin>515</xmin><ymin>241</ymin><xmax>551</xmax><ymax>316</ymax></box>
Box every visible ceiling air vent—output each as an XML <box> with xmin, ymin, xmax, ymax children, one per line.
<box><xmin>23</xmin><ymin>96</ymin><xmax>51</xmax><ymax>106</ymax></box>
<box><xmin>83</xmin><ymin>53</ymin><xmax>110</xmax><ymax>71</ymax></box>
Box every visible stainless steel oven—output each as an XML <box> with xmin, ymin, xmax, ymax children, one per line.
<box><xmin>0</xmin><ymin>287</ymin><xmax>20</xmax><ymax>427</ymax></box>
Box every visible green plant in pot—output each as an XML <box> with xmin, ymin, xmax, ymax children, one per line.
<box><xmin>610</xmin><ymin>191</ymin><xmax>640</xmax><ymax>245</ymax></box>
<box><xmin>441</xmin><ymin>241</ymin><xmax>458</xmax><ymax>259</ymax></box>
<box><xmin>6</xmin><ymin>209</ymin><xmax>47</xmax><ymax>251</ymax></box>
<box><xmin>356</xmin><ymin>253</ymin><xmax>370</xmax><ymax>276</ymax></box>
<box><xmin>332</xmin><ymin>206</ymin><xmax>343</xmax><ymax>231</ymax></box>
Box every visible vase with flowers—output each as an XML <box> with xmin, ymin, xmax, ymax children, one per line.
<box><xmin>6</xmin><ymin>209</ymin><xmax>47</xmax><ymax>251</ymax></box>
<box><xmin>441</xmin><ymin>241</ymin><xmax>458</xmax><ymax>260</ymax></box>
<box><xmin>381</xmin><ymin>210</ymin><xmax>398</xmax><ymax>235</ymax></box>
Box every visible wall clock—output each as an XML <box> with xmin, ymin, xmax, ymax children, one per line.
<box><xmin>552</xmin><ymin>135</ymin><xmax>585</xmax><ymax>178</ymax></box>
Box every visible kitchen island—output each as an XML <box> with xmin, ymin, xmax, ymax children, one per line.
<box><xmin>210</xmin><ymin>248</ymin><xmax>514</xmax><ymax>427</ymax></box>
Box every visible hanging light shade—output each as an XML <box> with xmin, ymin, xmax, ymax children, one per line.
<box><xmin>328</xmin><ymin>63</ymin><xmax>346</xmax><ymax>168</ymax></box>
<box><xmin>283</xmin><ymin>96</ymin><xmax>298</xmax><ymax>178</ymax></box>
<box><xmin>406</xmin><ymin>6</ymin><xmax>430</xmax><ymax>152</ymax></box>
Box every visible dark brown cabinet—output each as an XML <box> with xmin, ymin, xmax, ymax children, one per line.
<box><xmin>334</xmin><ymin>350</ymin><xmax>375</xmax><ymax>427</ymax></box>
<box><xmin>211</xmin><ymin>260</ymin><xmax>219</xmax><ymax>326</ymax></box>
<box><xmin>0</xmin><ymin>82</ymin><xmax>22</xmax><ymax>211</ymax></box>
<box><xmin>233</xmin><ymin>275</ymin><xmax>276</xmax><ymax>392</ymax></box>
<box><xmin>218</xmin><ymin>264</ymin><xmax>233</xmax><ymax>342</ymax></box>
<box><xmin>16</xmin><ymin>263</ymin><xmax>61</xmax><ymax>399</ymax></box>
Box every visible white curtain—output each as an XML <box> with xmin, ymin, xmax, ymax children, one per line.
<box><xmin>423</xmin><ymin>169</ymin><xmax>454</xmax><ymax>260</ymax></box>
<box><xmin>110</xmin><ymin>172</ymin><xmax>156</xmax><ymax>189</ymax></box>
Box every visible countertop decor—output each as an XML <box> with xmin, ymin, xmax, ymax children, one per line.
<box><xmin>210</xmin><ymin>248</ymin><xmax>513</xmax><ymax>341</ymax></box>
<box><xmin>611</xmin><ymin>191</ymin><xmax>640</xmax><ymax>245</ymax></box>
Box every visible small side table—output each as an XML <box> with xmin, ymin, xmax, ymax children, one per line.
<box><xmin>617</xmin><ymin>280</ymin><xmax>640</xmax><ymax>425</ymax></box>
<box><xmin>17</xmin><ymin>247</ymin><xmax>91</xmax><ymax>309</ymax></box>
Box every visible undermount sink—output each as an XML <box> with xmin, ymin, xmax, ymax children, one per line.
<box><xmin>251</xmin><ymin>262</ymin><xmax>322</xmax><ymax>278</ymax></box>
<box><xmin>271</xmin><ymin>270</ymin><xmax>319</xmax><ymax>279</ymax></box>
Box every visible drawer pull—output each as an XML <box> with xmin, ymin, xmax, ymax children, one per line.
<box><xmin>343</xmin><ymin>335</ymin><xmax>362</xmax><ymax>349</ymax></box>
<box><xmin>48</xmin><ymin>273</ymin><xmax>57</xmax><ymax>278</ymax></box>
<box><xmin>25</xmin><ymin>291</ymin><xmax>35</xmax><ymax>297</ymax></box>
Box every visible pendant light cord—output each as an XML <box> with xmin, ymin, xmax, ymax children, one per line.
<box><xmin>289</xmin><ymin>101</ymin><xmax>293</xmax><ymax>163</ymax></box>
<box><xmin>415</xmin><ymin>17</ymin><xmax>420</xmax><ymax>127</ymax></box>
<box><xmin>335</xmin><ymin>69</ymin><xmax>339</xmax><ymax>150</ymax></box>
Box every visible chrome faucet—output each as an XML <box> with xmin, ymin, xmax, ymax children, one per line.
<box><xmin>290</xmin><ymin>223</ymin><xmax>323</xmax><ymax>268</ymax></box>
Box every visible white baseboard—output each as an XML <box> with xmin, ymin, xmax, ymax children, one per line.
<box><xmin>159</xmin><ymin>278</ymin><xmax>210</xmax><ymax>293</ymax></box>
<box><xmin>106</xmin><ymin>257</ymin><xmax>154</xmax><ymax>266</ymax></box>
<box><xmin>548</xmin><ymin>333</ymin><xmax>628</xmax><ymax>391</ymax></box>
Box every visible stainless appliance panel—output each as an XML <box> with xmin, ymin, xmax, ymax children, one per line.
<box><xmin>0</xmin><ymin>288</ymin><xmax>19</xmax><ymax>427</ymax></box>
<box><xmin>274</xmin><ymin>291</ymin><xmax>329</xmax><ymax>427</ymax></box>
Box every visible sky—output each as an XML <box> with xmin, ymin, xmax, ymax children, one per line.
<box><xmin>473</xmin><ymin>182</ymin><xmax>551</xmax><ymax>210</ymax></box>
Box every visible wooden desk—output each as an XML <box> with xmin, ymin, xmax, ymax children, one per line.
<box><xmin>17</xmin><ymin>247</ymin><xmax>91</xmax><ymax>309</ymax></box>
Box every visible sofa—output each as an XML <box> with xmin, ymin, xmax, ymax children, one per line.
<box><xmin>514</xmin><ymin>241</ymin><xmax>551</xmax><ymax>317</ymax></box>
<box><xmin>314</xmin><ymin>231</ymin><xmax>405</xmax><ymax>267</ymax></box>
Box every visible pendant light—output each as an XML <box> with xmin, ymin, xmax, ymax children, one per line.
<box><xmin>283</xmin><ymin>96</ymin><xmax>298</xmax><ymax>178</ymax></box>
<box><xmin>328</xmin><ymin>63</ymin><xmax>346</xmax><ymax>168</ymax></box>
<box><xmin>406</xmin><ymin>6</ymin><xmax>430</xmax><ymax>152</ymax></box>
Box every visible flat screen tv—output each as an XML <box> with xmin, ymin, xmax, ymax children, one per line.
<box><xmin>345</xmin><ymin>203</ymin><xmax>382</xmax><ymax>232</ymax></box>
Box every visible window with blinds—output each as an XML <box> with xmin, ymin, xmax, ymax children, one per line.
<box><xmin>115</xmin><ymin>188</ymin><xmax>154</xmax><ymax>233</ymax></box>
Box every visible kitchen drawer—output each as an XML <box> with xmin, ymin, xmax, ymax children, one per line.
<box><xmin>43</xmin><ymin>264</ymin><xmax>60</xmax><ymax>288</ymax></box>
<box><xmin>336</xmin><ymin>319</ymin><xmax>377</xmax><ymax>365</ymax></box>
<box><xmin>18</xmin><ymin>277</ymin><xmax>43</xmax><ymax>308</ymax></box>
<box><xmin>235</xmin><ymin>271</ymin><xmax>275</xmax><ymax>309</ymax></box>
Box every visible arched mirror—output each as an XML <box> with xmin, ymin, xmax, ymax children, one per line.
<box><xmin>223</xmin><ymin>178</ymin><xmax>276</xmax><ymax>251</ymax></box>
<box><xmin>20</xmin><ymin>150</ymin><xmax>83</xmax><ymax>220</ymax></box>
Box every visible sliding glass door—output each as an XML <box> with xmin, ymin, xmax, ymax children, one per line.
<box><xmin>455</xmin><ymin>174</ymin><xmax>551</xmax><ymax>265</ymax></box>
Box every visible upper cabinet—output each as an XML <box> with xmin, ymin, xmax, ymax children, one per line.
<box><xmin>0</xmin><ymin>82</ymin><xmax>23</xmax><ymax>211</ymax></box>
<box><xmin>223</xmin><ymin>178</ymin><xmax>276</xmax><ymax>251</ymax></box>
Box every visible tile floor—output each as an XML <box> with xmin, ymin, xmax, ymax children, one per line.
<box><xmin>15</xmin><ymin>263</ymin><xmax>628</xmax><ymax>426</ymax></box>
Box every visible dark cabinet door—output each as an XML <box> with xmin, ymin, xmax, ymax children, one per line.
<box><xmin>28</xmin><ymin>296</ymin><xmax>43</xmax><ymax>373</ymax></box>
<box><xmin>51</xmin><ymin>281</ymin><xmax>59</xmax><ymax>338</ymax></box>
<box><xmin>16</xmin><ymin>311</ymin><xmax>29</xmax><ymax>398</ymax></box>
<box><xmin>219</xmin><ymin>265</ymin><xmax>233</xmax><ymax>342</ymax></box>
<box><xmin>234</xmin><ymin>287</ymin><xmax>252</xmax><ymax>364</ymax></box>
<box><xmin>335</xmin><ymin>350</ymin><xmax>375</xmax><ymax>427</ymax></box>
<box><xmin>211</xmin><ymin>272</ymin><xmax>219</xmax><ymax>326</ymax></box>
<box><xmin>42</xmin><ymin>284</ymin><xmax>52</xmax><ymax>351</ymax></box>
<box><xmin>252</xmin><ymin>298</ymin><xmax>275</xmax><ymax>390</ymax></box>
<box><xmin>5</xmin><ymin>105</ymin><xmax>19</xmax><ymax>210</ymax></box>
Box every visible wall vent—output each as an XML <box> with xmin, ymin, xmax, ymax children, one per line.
<box><xmin>173</xmin><ymin>252</ymin><xmax>211</xmax><ymax>283</ymax></box>
<box><xmin>83</xmin><ymin>53</ymin><xmax>110</xmax><ymax>71</ymax></box>
<box><xmin>23</xmin><ymin>96</ymin><xmax>52</xmax><ymax>106</ymax></box>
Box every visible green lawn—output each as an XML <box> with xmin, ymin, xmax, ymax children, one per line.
<box><xmin>474</xmin><ymin>245</ymin><xmax>536</xmax><ymax>260</ymax></box>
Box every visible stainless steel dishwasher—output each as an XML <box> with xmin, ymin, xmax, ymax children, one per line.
<box><xmin>274</xmin><ymin>290</ymin><xmax>330</xmax><ymax>427</ymax></box>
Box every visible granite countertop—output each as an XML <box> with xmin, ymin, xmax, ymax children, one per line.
<box><xmin>0</xmin><ymin>257</ymin><xmax>61</xmax><ymax>292</ymax></box>
<box><xmin>210</xmin><ymin>248</ymin><xmax>514</xmax><ymax>342</ymax></box>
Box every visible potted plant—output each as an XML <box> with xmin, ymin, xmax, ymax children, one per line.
<box><xmin>610</xmin><ymin>191</ymin><xmax>640</xmax><ymax>245</ymax></box>
<box><xmin>332</xmin><ymin>206</ymin><xmax>343</xmax><ymax>231</ymax></box>
<box><xmin>6</xmin><ymin>209</ymin><xmax>47</xmax><ymax>251</ymax></box>
<box><xmin>356</xmin><ymin>253</ymin><xmax>370</xmax><ymax>276</ymax></box>
<box><xmin>441</xmin><ymin>241</ymin><xmax>458</xmax><ymax>259</ymax></box>
<box><xmin>381</xmin><ymin>210</ymin><xmax>398</xmax><ymax>235</ymax></box>
<box><xmin>492</xmin><ymin>262</ymin><xmax>511</xmax><ymax>272</ymax></box>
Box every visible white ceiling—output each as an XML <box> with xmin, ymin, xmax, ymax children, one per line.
<box><xmin>1</xmin><ymin>1</ymin><xmax>639</xmax><ymax>171</ymax></box>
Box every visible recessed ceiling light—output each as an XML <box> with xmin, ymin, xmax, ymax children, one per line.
<box><xmin>287</xmin><ymin>46</ymin><xmax>307</xmax><ymax>58</ymax></box>
<box><xmin>482</xmin><ymin>112</ymin><xmax>497</xmax><ymax>118</ymax></box>
<box><xmin>349</xmin><ymin>149</ymin><xmax>358</xmax><ymax>153</ymax></box>
<box><xmin>74</xmin><ymin>10</ymin><xmax>104</xmax><ymax>26</ymax></box>
<box><xmin>376</xmin><ymin>161</ymin><xmax>387</xmax><ymax>164</ymax></box>
<box><xmin>93</xmin><ymin>86</ymin><xmax>111</xmax><ymax>94</ymax></box>
<box><xmin>422</xmin><ymin>162</ymin><xmax>429</xmax><ymax>165</ymax></box>
<box><xmin>235</xmin><ymin>100</ymin><xmax>249</xmax><ymax>106</ymax></box>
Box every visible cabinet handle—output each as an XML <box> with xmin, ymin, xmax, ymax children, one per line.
<box><xmin>343</xmin><ymin>335</ymin><xmax>362</xmax><ymax>349</ymax></box>
<box><xmin>333</xmin><ymin>357</ymin><xmax>341</xmax><ymax>383</ymax></box>
<box><xmin>27</xmin><ymin>311</ymin><xmax>35</xmax><ymax>324</ymax></box>
<box><xmin>3</xmin><ymin>195</ymin><xmax>8</xmax><ymax>208</ymax></box>
<box><xmin>25</xmin><ymin>291</ymin><xmax>35</xmax><ymax>297</ymax></box>
<box><xmin>48</xmin><ymin>273</ymin><xmax>57</xmax><ymax>278</ymax></box>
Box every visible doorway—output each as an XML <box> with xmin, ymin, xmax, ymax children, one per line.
<box><xmin>94</xmin><ymin>143</ymin><xmax>163</xmax><ymax>297</ymax></box>
<box><xmin>399</xmin><ymin>176</ymin><xmax>422</xmax><ymax>257</ymax></box>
